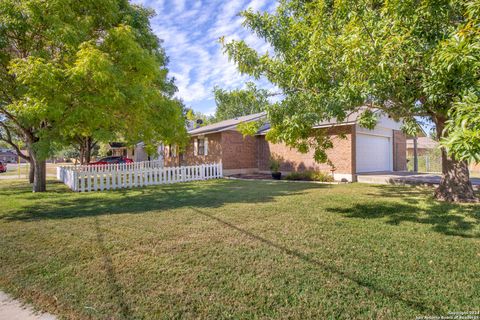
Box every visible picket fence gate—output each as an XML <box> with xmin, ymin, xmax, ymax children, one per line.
<box><xmin>57</xmin><ymin>161</ymin><xmax>223</xmax><ymax>192</ymax></box>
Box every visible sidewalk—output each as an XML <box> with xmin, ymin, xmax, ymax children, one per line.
<box><xmin>0</xmin><ymin>291</ymin><xmax>56</xmax><ymax>320</ymax></box>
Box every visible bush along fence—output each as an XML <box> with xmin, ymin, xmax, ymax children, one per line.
<box><xmin>57</xmin><ymin>161</ymin><xmax>223</xmax><ymax>192</ymax></box>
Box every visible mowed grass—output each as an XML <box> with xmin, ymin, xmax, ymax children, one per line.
<box><xmin>1</xmin><ymin>163</ymin><xmax>59</xmax><ymax>177</ymax></box>
<box><xmin>0</xmin><ymin>179</ymin><xmax>479</xmax><ymax>319</ymax></box>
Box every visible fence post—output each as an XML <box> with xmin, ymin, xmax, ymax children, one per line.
<box><xmin>72</xmin><ymin>171</ymin><xmax>77</xmax><ymax>192</ymax></box>
<box><xmin>87</xmin><ymin>171</ymin><xmax>92</xmax><ymax>192</ymax></box>
<box><xmin>80</xmin><ymin>172</ymin><xmax>85</xmax><ymax>192</ymax></box>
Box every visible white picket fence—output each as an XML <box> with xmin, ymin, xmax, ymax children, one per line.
<box><xmin>57</xmin><ymin>161</ymin><xmax>223</xmax><ymax>192</ymax></box>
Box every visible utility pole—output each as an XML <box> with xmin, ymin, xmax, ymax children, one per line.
<box><xmin>413</xmin><ymin>135</ymin><xmax>418</xmax><ymax>173</ymax></box>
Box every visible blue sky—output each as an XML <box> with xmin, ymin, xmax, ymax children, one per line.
<box><xmin>131</xmin><ymin>0</ymin><xmax>277</xmax><ymax>115</ymax></box>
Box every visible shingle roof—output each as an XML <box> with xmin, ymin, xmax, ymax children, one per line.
<box><xmin>188</xmin><ymin>112</ymin><xmax>266</xmax><ymax>135</ymax></box>
<box><xmin>256</xmin><ymin>110</ymin><xmax>364</xmax><ymax>135</ymax></box>
<box><xmin>188</xmin><ymin>109</ymin><xmax>395</xmax><ymax>136</ymax></box>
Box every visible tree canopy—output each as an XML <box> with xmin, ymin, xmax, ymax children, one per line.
<box><xmin>213</xmin><ymin>82</ymin><xmax>272</xmax><ymax>121</ymax></box>
<box><xmin>223</xmin><ymin>0</ymin><xmax>480</xmax><ymax>202</ymax></box>
<box><xmin>0</xmin><ymin>0</ymin><xmax>186</xmax><ymax>191</ymax></box>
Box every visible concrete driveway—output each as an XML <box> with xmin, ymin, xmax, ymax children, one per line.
<box><xmin>357</xmin><ymin>171</ymin><xmax>480</xmax><ymax>189</ymax></box>
<box><xmin>0</xmin><ymin>291</ymin><xmax>56</xmax><ymax>320</ymax></box>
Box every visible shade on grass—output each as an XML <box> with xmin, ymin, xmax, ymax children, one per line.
<box><xmin>0</xmin><ymin>179</ymin><xmax>478</xmax><ymax>319</ymax></box>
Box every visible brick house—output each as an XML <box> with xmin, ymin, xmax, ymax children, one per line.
<box><xmin>164</xmin><ymin>111</ymin><xmax>407</xmax><ymax>181</ymax></box>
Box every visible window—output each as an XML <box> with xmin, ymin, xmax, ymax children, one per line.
<box><xmin>194</xmin><ymin>137</ymin><xmax>208</xmax><ymax>156</ymax></box>
<box><xmin>168</xmin><ymin>144</ymin><xmax>177</xmax><ymax>157</ymax></box>
<box><xmin>198</xmin><ymin>138</ymin><xmax>205</xmax><ymax>155</ymax></box>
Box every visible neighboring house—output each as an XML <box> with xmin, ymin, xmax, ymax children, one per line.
<box><xmin>164</xmin><ymin>111</ymin><xmax>407</xmax><ymax>181</ymax></box>
<box><xmin>406</xmin><ymin>136</ymin><xmax>438</xmax><ymax>157</ymax></box>
<box><xmin>405</xmin><ymin>136</ymin><xmax>480</xmax><ymax>175</ymax></box>
<box><xmin>0</xmin><ymin>149</ymin><xmax>18</xmax><ymax>163</ymax></box>
<box><xmin>108</xmin><ymin>142</ymin><xmax>162</xmax><ymax>162</ymax></box>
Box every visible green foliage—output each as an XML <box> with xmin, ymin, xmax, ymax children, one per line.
<box><xmin>237</xmin><ymin>120</ymin><xmax>264</xmax><ymax>137</ymax></box>
<box><xmin>442</xmin><ymin>92</ymin><xmax>480</xmax><ymax>163</ymax></box>
<box><xmin>214</xmin><ymin>82</ymin><xmax>271</xmax><ymax>121</ymax></box>
<box><xmin>185</xmin><ymin>108</ymin><xmax>215</xmax><ymax>127</ymax></box>
<box><xmin>97</xmin><ymin>142</ymin><xmax>112</xmax><ymax>158</ymax></box>
<box><xmin>357</xmin><ymin>110</ymin><xmax>378</xmax><ymax>130</ymax></box>
<box><xmin>269</xmin><ymin>156</ymin><xmax>281</xmax><ymax>173</ymax></box>
<box><xmin>401</xmin><ymin>118</ymin><xmax>423</xmax><ymax>137</ymax></box>
<box><xmin>0</xmin><ymin>0</ymin><xmax>187</xmax><ymax>162</ymax></box>
<box><xmin>284</xmin><ymin>171</ymin><xmax>334</xmax><ymax>182</ymax></box>
<box><xmin>222</xmin><ymin>0</ymin><xmax>480</xmax><ymax>164</ymax></box>
<box><xmin>58</xmin><ymin>147</ymin><xmax>80</xmax><ymax>162</ymax></box>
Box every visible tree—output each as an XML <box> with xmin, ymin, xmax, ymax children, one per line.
<box><xmin>57</xmin><ymin>146</ymin><xmax>80</xmax><ymax>164</ymax></box>
<box><xmin>185</xmin><ymin>108</ymin><xmax>215</xmax><ymax>127</ymax></box>
<box><xmin>442</xmin><ymin>93</ymin><xmax>480</xmax><ymax>166</ymax></box>
<box><xmin>0</xmin><ymin>0</ymin><xmax>186</xmax><ymax>192</ymax></box>
<box><xmin>223</xmin><ymin>0</ymin><xmax>480</xmax><ymax>202</ymax></box>
<box><xmin>0</xmin><ymin>119</ymin><xmax>35</xmax><ymax>182</ymax></box>
<box><xmin>213</xmin><ymin>82</ymin><xmax>272</xmax><ymax>121</ymax></box>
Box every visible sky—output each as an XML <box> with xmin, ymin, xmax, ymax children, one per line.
<box><xmin>130</xmin><ymin>0</ymin><xmax>277</xmax><ymax>115</ymax></box>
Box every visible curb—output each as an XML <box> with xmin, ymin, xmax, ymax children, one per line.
<box><xmin>223</xmin><ymin>176</ymin><xmax>342</xmax><ymax>185</ymax></box>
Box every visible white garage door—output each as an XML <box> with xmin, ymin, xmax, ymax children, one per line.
<box><xmin>356</xmin><ymin>134</ymin><xmax>391</xmax><ymax>173</ymax></box>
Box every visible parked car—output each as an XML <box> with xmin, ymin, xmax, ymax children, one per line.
<box><xmin>0</xmin><ymin>161</ymin><xmax>6</xmax><ymax>173</ymax></box>
<box><xmin>89</xmin><ymin>156</ymin><xmax>133</xmax><ymax>165</ymax></box>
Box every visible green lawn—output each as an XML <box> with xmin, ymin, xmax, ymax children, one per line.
<box><xmin>1</xmin><ymin>163</ymin><xmax>59</xmax><ymax>177</ymax></box>
<box><xmin>0</xmin><ymin>179</ymin><xmax>479</xmax><ymax>319</ymax></box>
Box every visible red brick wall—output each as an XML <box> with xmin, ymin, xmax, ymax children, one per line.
<box><xmin>257</xmin><ymin>125</ymin><xmax>354</xmax><ymax>174</ymax></box>
<box><xmin>221</xmin><ymin>131</ymin><xmax>257</xmax><ymax>170</ymax></box>
<box><xmin>393</xmin><ymin>130</ymin><xmax>407</xmax><ymax>171</ymax></box>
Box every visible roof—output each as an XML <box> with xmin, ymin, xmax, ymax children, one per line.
<box><xmin>256</xmin><ymin>110</ymin><xmax>366</xmax><ymax>135</ymax></box>
<box><xmin>406</xmin><ymin>137</ymin><xmax>439</xmax><ymax>149</ymax></box>
<box><xmin>188</xmin><ymin>109</ymin><xmax>401</xmax><ymax>136</ymax></box>
<box><xmin>188</xmin><ymin>112</ymin><xmax>266</xmax><ymax>136</ymax></box>
<box><xmin>109</xmin><ymin>142</ymin><xmax>126</xmax><ymax>148</ymax></box>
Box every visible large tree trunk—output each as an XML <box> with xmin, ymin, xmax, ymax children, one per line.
<box><xmin>28</xmin><ymin>145</ymin><xmax>46</xmax><ymax>192</ymax></box>
<box><xmin>434</xmin><ymin>117</ymin><xmax>477</xmax><ymax>202</ymax></box>
<box><xmin>79</xmin><ymin>142</ymin><xmax>86</xmax><ymax>165</ymax></box>
<box><xmin>85</xmin><ymin>137</ymin><xmax>92</xmax><ymax>164</ymax></box>
<box><xmin>28</xmin><ymin>160</ymin><xmax>35</xmax><ymax>184</ymax></box>
<box><xmin>32</xmin><ymin>159</ymin><xmax>46</xmax><ymax>192</ymax></box>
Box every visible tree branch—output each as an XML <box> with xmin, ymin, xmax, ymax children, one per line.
<box><xmin>0</xmin><ymin>122</ymin><xmax>31</xmax><ymax>161</ymax></box>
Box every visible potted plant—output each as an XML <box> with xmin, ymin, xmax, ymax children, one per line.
<box><xmin>269</xmin><ymin>157</ymin><xmax>282</xmax><ymax>180</ymax></box>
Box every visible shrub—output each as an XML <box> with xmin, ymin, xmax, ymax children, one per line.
<box><xmin>269</xmin><ymin>158</ymin><xmax>281</xmax><ymax>173</ymax></box>
<box><xmin>284</xmin><ymin>170</ymin><xmax>334</xmax><ymax>182</ymax></box>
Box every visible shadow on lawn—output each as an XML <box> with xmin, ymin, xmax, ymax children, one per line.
<box><xmin>93</xmin><ymin>217</ymin><xmax>133</xmax><ymax>319</ymax></box>
<box><xmin>327</xmin><ymin>185</ymin><xmax>480</xmax><ymax>238</ymax></box>
<box><xmin>193</xmin><ymin>207</ymin><xmax>433</xmax><ymax>314</ymax></box>
<box><xmin>0</xmin><ymin>179</ymin><xmax>328</xmax><ymax>222</ymax></box>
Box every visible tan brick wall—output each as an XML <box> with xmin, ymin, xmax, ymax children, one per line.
<box><xmin>175</xmin><ymin>133</ymin><xmax>223</xmax><ymax>166</ymax></box>
<box><xmin>165</xmin><ymin>131</ymin><xmax>256</xmax><ymax>170</ymax></box>
<box><xmin>257</xmin><ymin>125</ymin><xmax>354</xmax><ymax>175</ymax></box>
<box><xmin>393</xmin><ymin>130</ymin><xmax>407</xmax><ymax>171</ymax></box>
<box><xmin>470</xmin><ymin>163</ymin><xmax>480</xmax><ymax>174</ymax></box>
<box><xmin>221</xmin><ymin>131</ymin><xmax>257</xmax><ymax>170</ymax></box>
